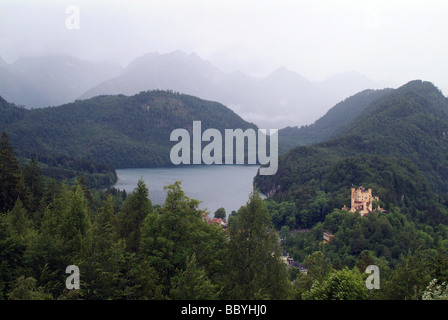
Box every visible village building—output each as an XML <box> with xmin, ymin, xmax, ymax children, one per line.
<box><xmin>323</xmin><ymin>231</ymin><xmax>334</xmax><ymax>244</ymax></box>
<box><xmin>201</xmin><ymin>211</ymin><xmax>228</xmax><ymax>229</ymax></box>
<box><xmin>280</xmin><ymin>249</ymin><xmax>308</xmax><ymax>275</ymax></box>
<box><xmin>207</xmin><ymin>218</ymin><xmax>228</xmax><ymax>229</ymax></box>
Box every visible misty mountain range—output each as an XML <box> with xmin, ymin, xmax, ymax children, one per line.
<box><xmin>0</xmin><ymin>50</ymin><xmax>390</xmax><ymax>129</ymax></box>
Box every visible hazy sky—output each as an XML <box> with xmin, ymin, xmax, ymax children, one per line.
<box><xmin>1</xmin><ymin>0</ymin><xmax>448</xmax><ymax>93</ymax></box>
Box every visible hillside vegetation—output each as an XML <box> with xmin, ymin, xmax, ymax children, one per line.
<box><xmin>254</xmin><ymin>80</ymin><xmax>448</xmax><ymax>300</ymax></box>
<box><xmin>256</xmin><ymin>80</ymin><xmax>448</xmax><ymax>228</ymax></box>
<box><xmin>278</xmin><ymin>88</ymin><xmax>393</xmax><ymax>153</ymax></box>
<box><xmin>0</xmin><ymin>90</ymin><xmax>258</xmax><ymax>187</ymax></box>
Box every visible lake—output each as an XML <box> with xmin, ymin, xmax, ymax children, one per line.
<box><xmin>113</xmin><ymin>165</ymin><xmax>261</xmax><ymax>218</ymax></box>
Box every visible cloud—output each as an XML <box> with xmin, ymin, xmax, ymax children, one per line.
<box><xmin>1</xmin><ymin>0</ymin><xmax>448</xmax><ymax>94</ymax></box>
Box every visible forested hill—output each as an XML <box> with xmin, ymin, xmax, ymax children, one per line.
<box><xmin>255</xmin><ymin>80</ymin><xmax>448</xmax><ymax>228</ymax></box>
<box><xmin>0</xmin><ymin>90</ymin><xmax>258</xmax><ymax>171</ymax></box>
<box><xmin>278</xmin><ymin>88</ymin><xmax>393</xmax><ymax>154</ymax></box>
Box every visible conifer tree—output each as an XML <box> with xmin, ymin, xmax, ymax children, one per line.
<box><xmin>0</xmin><ymin>131</ymin><xmax>28</xmax><ymax>213</ymax></box>
<box><xmin>94</xmin><ymin>194</ymin><xmax>116</xmax><ymax>247</ymax></box>
<box><xmin>6</xmin><ymin>198</ymin><xmax>33</xmax><ymax>239</ymax></box>
<box><xmin>40</xmin><ymin>183</ymin><xmax>70</xmax><ymax>240</ymax></box>
<box><xmin>140</xmin><ymin>181</ymin><xmax>226</xmax><ymax>298</ymax></box>
<box><xmin>22</xmin><ymin>157</ymin><xmax>44</xmax><ymax>213</ymax></box>
<box><xmin>81</xmin><ymin>194</ymin><xmax>126</xmax><ymax>299</ymax></box>
<box><xmin>170</xmin><ymin>253</ymin><xmax>218</xmax><ymax>300</ymax></box>
<box><xmin>61</xmin><ymin>184</ymin><xmax>92</xmax><ymax>258</ymax></box>
<box><xmin>116</xmin><ymin>178</ymin><xmax>152</xmax><ymax>252</ymax></box>
<box><xmin>223</xmin><ymin>191</ymin><xmax>291</xmax><ymax>300</ymax></box>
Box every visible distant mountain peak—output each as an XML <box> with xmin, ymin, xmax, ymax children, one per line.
<box><xmin>265</xmin><ymin>66</ymin><xmax>310</xmax><ymax>85</ymax></box>
<box><xmin>125</xmin><ymin>50</ymin><xmax>212</xmax><ymax>72</ymax></box>
<box><xmin>269</xmin><ymin>65</ymin><xmax>305</xmax><ymax>77</ymax></box>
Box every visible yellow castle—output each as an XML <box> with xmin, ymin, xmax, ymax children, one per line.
<box><xmin>342</xmin><ymin>186</ymin><xmax>380</xmax><ymax>216</ymax></box>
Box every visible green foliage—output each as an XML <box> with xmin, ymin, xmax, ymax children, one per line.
<box><xmin>0</xmin><ymin>145</ymin><xmax>229</xmax><ymax>300</ymax></box>
<box><xmin>22</xmin><ymin>158</ymin><xmax>45</xmax><ymax>212</ymax></box>
<box><xmin>260</xmin><ymin>152</ymin><xmax>436</xmax><ymax>230</ymax></box>
<box><xmin>2</xmin><ymin>81</ymin><xmax>448</xmax><ymax>300</ymax></box>
<box><xmin>257</xmin><ymin>81</ymin><xmax>448</xmax><ymax>230</ymax></box>
<box><xmin>0</xmin><ymin>89</ymin><xmax>259</xmax><ymax>189</ymax></box>
<box><xmin>379</xmin><ymin>248</ymin><xmax>433</xmax><ymax>300</ymax></box>
<box><xmin>60</xmin><ymin>184</ymin><xmax>92</xmax><ymax>258</ymax></box>
<box><xmin>7</xmin><ymin>276</ymin><xmax>52</xmax><ymax>300</ymax></box>
<box><xmin>302</xmin><ymin>267</ymin><xmax>368</xmax><ymax>300</ymax></box>
<box><xmin>278</xmin><ymin>88</ymin><xmax>393</xmax><ymax>154</ymax></box>
<box><xmin>170</xmin><ymin>253</ymin><xmax>219</xmax><ymax>300</ymax></box>
<box><xmin>284</xmin><ymin>208</ymin><xmax>439</xmax><ymax>270</ymax></box>
<box><xmin>213</xmin><ymin>207</ymin><xmax>226</xmax><ymax>219</ymax></box>
<box><xmin>0</xmin><ymin>131</ymin><xmax>29</xmax><ymax>213</ymax></box>
<box><xmin>266</xmin><ymin>199</ymin><xmax>298</xmax><ymax>230</ymax></box>
<box><xmin>283</xmin><ymin>206</ymin><xmax>448</xmax><ymax>300</ymax></box>
<box><xmin>116</xmin><ymin>178</ymin><xmax>152</xmax><ymax>252</ymax></box>
<box><xmin>0</xmin><ymin>90</ymin><xmax>257</xmax><ymax>171</ymax></box>
<box><xmin>5</xmin><ymin>198</ymin><xmax>34</xmax><ymax>240</ymax></box>
<box><xmin>223</xmin><ymin>191</ymin><xmax>291</xmax><ymax>300</ymax></box>
<box><xmin>140</xmin><ymin>181</ymin><xmax>227</xmax><ymax>299</ymax></box>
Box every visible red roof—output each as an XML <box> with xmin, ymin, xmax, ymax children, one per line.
<box><xmin>207</xmin><ymin>218</ymin><xmax>227</xmax><ymax>225</ymax></box>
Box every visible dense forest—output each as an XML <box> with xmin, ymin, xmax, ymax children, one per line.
<box><xmin>0</xmin><ymin>91</ymin><xmax>258</xmax><ymax>168</ymax></box>
<box><xmin>278</xmin><ymin>88</ymin><xmax>393</xmax><ymax>154</ymax></box>
<box><xmin>256</xmin><ymin>80</ymin><xmax>448</xmax><ymax>227</ymax></box>
<box><xmin>0</xmin><ymin>131</ymin><xmax>292</xmax><ymax>300</ymax></box>
<box><xmin>0</xmin><ymin>90</ymin><xmax>259</xmax><ymax>188</ymax></box>
<box><xmin>254</xmin><ymin>80</ymin><xmax>448</xmax><ymax>299</ymax></box>
<box><xmin>2</xmin><ymin>80</ymin><xmax>448</xmax><ymax>301</ymax></box>
<box><xmin>1</xmin><ymin>127</ymin><xmax>448</xmax><ymax>300</ymax></box>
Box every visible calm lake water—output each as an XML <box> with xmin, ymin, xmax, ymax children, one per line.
<box><xmin>113</xmin><ymin>165</ymin><xmax>261</xmax><ymax>218</ymax></box>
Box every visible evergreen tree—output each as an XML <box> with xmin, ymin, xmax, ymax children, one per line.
<box><xmin>382</xmin><ymin>248</ymin><xmax>432</xmax><ymax>300</ymax></box>
<box><xmin>40</xmin><ymin>183</ymin><xmax>70</xmax><ymax>240</ymax></box>
<box><xmin>5</xmin><ymin>198</ymin><xmax>33</xmax><ymax>239</ymax></box>
<box><xmin>223</xmin><ymin>191</ymin><xmax>291</xmax><ymax>300</ymax></box>
<box><xmin>0</xmin><ymin>199</ymin><xmax>31</xmax><ymax>298</ymax></box>
<box><xmin>170</xmin><ymin>253</ymin><xmax>218</xmax><ymax>300</ymax></box>
<box><xmin>429</xmin><ymin>243</ymin><xmax>448</xmax><ymax>284</ymax></box>
<box><xmin>93</xmin><ymin>194</ymin><xmax>117</xmax><ymax>248</ymax></box>
<box><xmin>0</xmin><ymin>131</ymin><xmax>28</xmax><ymax>213</ymax></box>
<box><xmin>140</xmin><ymin>181</ymin><xmax>226</xmax><ymax>298</ymax></box>
<box><xmin>22</xmin><ymin>157</ymin><xmax>45</xmax><ymax>213</ymax></box>
<box><xmin>81</xmin><ymin>194</ymin><xmax>122</xmax><ymax>299</ymax></box>
<box><xmin>60</xmin><ymin>184</ymin><xmax>93</xmax><ymax>259</ymax></box>
<box><xmin>116</xmin><ymin>178</ymin><xmax>152</xmax><ymax>252</ymax></box>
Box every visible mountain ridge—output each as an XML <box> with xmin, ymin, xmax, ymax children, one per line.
<box><xmin>0</xmin><ymin>90</ymin><xmax>258</xmax><ymax>170</ymax></box>
<box><xmin>254</xmin><ymin>80</ymin><xmax>448</xmax><ymax>228</ymax></box>
<box><xmin>76</xmin><ymin>51</ymin><xmax>388</xmax><ymax>129</ymax></box>
<box><xmin>278</xmin><ymin>87</ymin><xmax>395</xmax><ymax>153</ymax></box>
